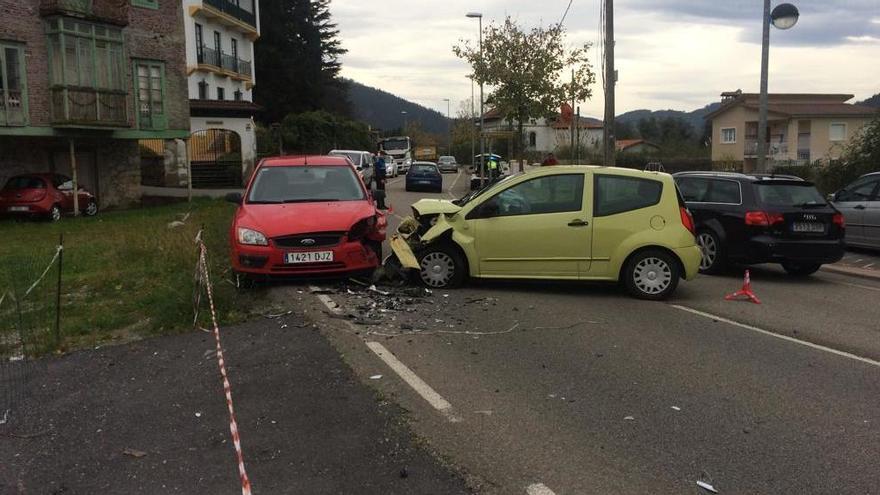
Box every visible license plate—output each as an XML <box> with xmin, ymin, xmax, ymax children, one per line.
<box><xmin>285</xmin><ymin>251</ymin><xmax>333</xmax><ymax>264</ymax></box>
<box><xmin>7</xmin><ymin>206</ymin><xmax>29</xmax><ymax>212</ymax></box>
<box><xmin>792</xmin><ymin>222</ymin><xmax>825</xmax><ymax>233</ymax></box>
<box><xmin>418</xmin><ymin>180</ymin><xmax>432</xmax><ymax>185</ymax></box>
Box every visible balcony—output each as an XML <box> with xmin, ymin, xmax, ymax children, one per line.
<box><xmin>744</xmin><ymin>139</ymin><xmax>788</xmax><ymax>158</ymax></box>
<box><xmin>50</xmin><ymin>87</ymin><xmax>128</xmax><ymax>127</ymax></box>
<box><xmin>192</xmin><ymin>0</ymin><xmax>258</xmax><ymax>39</ymax></box>
<box><xmin>197</xmin><ymin>46</ymin><xmax>252</xmax><ymax>80</ymax></box>
<box><xmin>40</xmin><ymin>0</ymin><xmax>130</xmax><ymax>26</ymax></box>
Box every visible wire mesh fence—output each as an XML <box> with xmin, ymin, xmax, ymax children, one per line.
<box><xmin>0</xmin><ymin>235</ymin><xmax>63</xmax><ymax>420</ymax></box>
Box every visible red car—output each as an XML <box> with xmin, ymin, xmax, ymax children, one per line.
<box><xmin>228</xmin><ymin>156</ymin><xmax>387</xmax><ymax>277</ymax></box>
<box><xmin>0</xmin><ymin>173</ymin><xmax>98</xmax><ymax>222</ymax></box>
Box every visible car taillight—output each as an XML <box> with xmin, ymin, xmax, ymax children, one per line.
<box><xmin>679</xmin><ymin>207</ymin><xmax>695</xmax><ymax>235</ymax></box>
<box><xmin>745</xmin><ymin>211</ymin><xmax>785</xmax><ymax>226</ymax></box>
<box><xmin>833</xmin><ymin>213</ymin><xmax>845</xmax><ymax>229</ymax></box>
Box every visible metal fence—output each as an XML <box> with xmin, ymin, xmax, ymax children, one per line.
<box><xmin>0</xmin><ymin>236</ymin><xmax>64</xmax><ymax>419</ymax></box>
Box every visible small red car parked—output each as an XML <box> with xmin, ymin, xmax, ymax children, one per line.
<box><xmin>228</xmin><ymin>156</ymin><xmax>387</xmax><ymax>277</ymax></box>
<box><xmin>0</xmin><ymin>173</ymin><xmax>97</xmax><ymax>222</ymax></box>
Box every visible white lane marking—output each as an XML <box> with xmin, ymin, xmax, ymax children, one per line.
<box><xmin>447</xmin><ymin>170</ymin><xmax>463</xmax><ymax>198</ymax></box>
<box><xmin>526</xmin><ymin>483</ymin><xmax>557</xmax><ymax>495</ymax></box>
<box><xmin>366</xmin><ymin>341</ymin><xmax>461</xmax><ymax>422</ymax></box>
<box><xmin>311</xmin><ymin>286</ymin><xmax>342</xmax><ymax>314</ymax></box>
<box><xmin>670</xmin><ymin>305</ymin><xmax>880</xmax><ymax>368</ymax></box>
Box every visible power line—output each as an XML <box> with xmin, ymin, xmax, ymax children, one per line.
<box><xmin>559</xmin><ymin>0</ymin><xmax>574</xmax><ymax>27</ymax></box>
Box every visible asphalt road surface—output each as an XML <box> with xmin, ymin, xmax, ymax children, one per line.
<box><xmin>278</xmin><ymin>167</ymin><xmax>880</xmax><ymax>494</ymax></box>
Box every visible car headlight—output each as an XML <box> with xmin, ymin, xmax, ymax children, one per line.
<box><xmin>237</xmin><ymin>227</ymin><xmax>268</xmax><ymax>246</ymax></box>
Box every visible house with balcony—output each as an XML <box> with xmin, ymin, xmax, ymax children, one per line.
<box><xmin>183</xmin><ymin>0</ymin><xmax>260</xmax><ymax>187</ymax></box>
<box><xmin>707</xmin><ymin>90</ymin><xmax>877</xmax><ymax>172</ymax></box>
<box><xmin>480</xmin><ymin>104</ymin><xmax>604</xmax><ymax>159</ymax></box>
<box><xmin>0</xmin><ymin>0</ymin><xmax>190</xmax><ymax>208</ymax></box>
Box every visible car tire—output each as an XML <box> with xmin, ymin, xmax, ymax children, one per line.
<box><xmin>696</xmin><ymin>229</ymin><xmax>725</xmax><ymax>274</ymax></box>
<box><xmin>48</xmin><ymin>204</ymin><xmax>62</xmax><ymax>222</ymax></box>
<box><xmin>781</xmin><ymin>262</ymin><xmax>821</xmax><ymax>276</ymax></box>
<box><xmin>417</xmin><ymin>243</ymin><xmax>466</xmax><ymax>289</ymax></box>
<box><xmin>84</xmin><ymin>199</ymin><xmax>98</xmax><ymax>217</ymax></box>
<box><xmin>623</xmin><ymin>249</ymin><xmax>681</xmax><ymax>300</ymax></box>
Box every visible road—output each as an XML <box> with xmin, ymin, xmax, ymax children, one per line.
<box><xmin>277</xmin><ymin>168</ymin><xmax>880</xmax><ymax>494</ymax></box>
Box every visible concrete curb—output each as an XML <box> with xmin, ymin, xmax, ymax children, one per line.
<box><xmin>821</xmin><ymin>264</ymin><xmax>880</xmax><ymax>282</ymax></box>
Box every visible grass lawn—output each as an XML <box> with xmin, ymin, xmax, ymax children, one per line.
<box><xmin>0</xmin><ymin>199</ymin><xmax>263</xmax><ymax>356</ymax></box>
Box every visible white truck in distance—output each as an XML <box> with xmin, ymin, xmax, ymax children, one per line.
<box><xmin>378</xmin><ymin>136</ymin><xmax>413</xmax><ymax>173</ymax></box>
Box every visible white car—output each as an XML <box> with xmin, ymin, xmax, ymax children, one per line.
<box><xmin>437</xmin><ymin>156</ymin><xmax>458</xmax><ymax>173</ymax></box>
<box><xmin>329</xmin><ymin>150</ymin><xmax>374</xmax><ymax>184</ymax></box>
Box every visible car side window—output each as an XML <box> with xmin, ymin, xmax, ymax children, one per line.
<box><xmin>677</xmin><ymin>177</ymin><xmax>710</xmax><ymax>202</ymax></box>
<box><xmin>594</xmin><ymin>175</ymin><xmax>663</xmax><ymax>217</ymax></box>
<box><xmin>705</xmin><ymin>179</ymin><xmax>741</xmax><ymax>204</ymax></box>
<box><xmin>837</xmin><ymin>180</ymin><xmax>878</xmax><ymax>202</ymax></box>
<box><xmin>479</xmin><ymin>174</ymin><xmax>585</xmax><ymax>218</ymax></box>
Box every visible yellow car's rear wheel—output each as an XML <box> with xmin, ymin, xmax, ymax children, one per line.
<box><xmin>624</xmin><ymin>249</ymin><xmax>680</xmax><ymax>300</ymax></box>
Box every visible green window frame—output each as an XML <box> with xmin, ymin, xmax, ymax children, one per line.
<box><xmin>0</xmin><ymin>41</ymin><xmax>28</xmax><ymax>126</ymax></box>
<box><xmin>45</xmin><ymin>17</ymin><xmax>127</xmax><ymax>124</ymax></box>
<box><xmin>133</xmin><ymin>60</ymin><xmax>166</xmax><ymax>130</ymax></box>
<box><xmin>132</xmin><ymin>0</ymin><xmax>159</xmax><ymax>9</ymax></box>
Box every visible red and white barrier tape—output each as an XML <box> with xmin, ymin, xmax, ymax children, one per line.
<box><xmin>196</xmin><ymin>232</ymin><xmax>253</xmax><ymax>495</ymax></box>
<box><xmin>23</xmin><ymin>245</ymin><xmax>62</xmax><ymax>297</ymax></box>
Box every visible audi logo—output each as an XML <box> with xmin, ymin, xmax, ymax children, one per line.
<box><xmin>300</xmin><ymin>238</ymin><xmax>316</xmax><ymax>246</ymax></box>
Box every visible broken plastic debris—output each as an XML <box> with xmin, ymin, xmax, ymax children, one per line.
<box><xmin>368</xmin><ymin>284</ymin><xmax>390</xmax><ymax>296</ymax></box>
<box><xmin>369</xmin><ymin>374</ymin><xmax>383</xmax><ymax>380</ymax></box>
<box><xmin>123</xmin><ymin>448</ymin><xmax>148</xmax><ymax>458</ymax></box>
<box><xmin>194</xmin><ymin>412</ymin><xmax>202</xmax><ymax>418</ymax></box>
<box><xmin>624</xmin><ymin>416</ymin><xmax>635</xmax><ymax>421</ymax></box>
<box><xmin>671</xmin><ymin>406</ymin><xmax>681</xmax><ymax>411</ymax></box>
<box><xmin>696</xmin><ymin>481</ymin><xmax>718</xmax><ymax>493</ymax></box>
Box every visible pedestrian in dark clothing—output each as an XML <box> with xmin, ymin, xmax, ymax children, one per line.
<box><xmin>374</xmin><ymin>151</ymin><xmax>387</xmax><ymax>209</ymax></box>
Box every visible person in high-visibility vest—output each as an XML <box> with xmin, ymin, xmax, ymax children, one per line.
<box><xmin>487</xmin><ymin>157</ymin><xmax>499</xmax><ymax>181</ymax></box>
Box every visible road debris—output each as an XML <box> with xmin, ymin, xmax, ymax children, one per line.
<box><xmin>624</xmin><ymin>416</ymin><xmax>635</xmax><ymax>421</ymax></box>
<box><xmin>123</xmin><ymin>448</ymin><xmax>148</xmax><ymax>458</ymax></box>
<box><xmin>697</xmin><ymin>480</ymin><xmax>718</xmax><ymax>493</ymax></box>
<box><xmin>263</xmin><ymin>310</ymin><xmax>294</xmax><ymax>319</ymax></box>
<box><xmin>370</xmin><ymin>375</ymin><xmax>383</xmax><ymax>380</ymax></box>
<box><xmin>671</xmin><ymin>406</ymin><xmax>681</xmax><ymax>411</ymax></box>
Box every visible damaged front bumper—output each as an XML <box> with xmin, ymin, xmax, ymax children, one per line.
<box><xmin>388</xmin><ymin>216</ymin><xmax>421</xmax><ymax>270</ymax></box>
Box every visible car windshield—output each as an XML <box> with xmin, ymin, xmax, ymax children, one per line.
<box><xmin>454</xmin><ymin>173</ymin><xmax>521</xmax><ymax>206</ymax></box>
<box><xmin>247</xmin><ymin>165</ymin><xmax>365</xmax><ymax>204</ymax></box>
<box><xmin>439</xmin><ymin>156</ymin><xmax>455</xmax><ymax>163</ymax></box>
<box><xmin>4</xmin><ymin>176</ymin><xmax>46</xmax><ymax>190</ymax></box>
<box><xmin>755</xmin><ymin>182</ymin><xmax>827</xmax><ymax>207</ymax></box>
<box><xmin>381</xmin><ymin>139</ymin><xmax>409</xmax><ymax>151</ymax></box>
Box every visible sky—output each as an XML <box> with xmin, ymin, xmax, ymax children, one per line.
<box><xmin>332</xmin><ymin>0</ymin><xmax>880</xmax><ymax>119</ymax></box>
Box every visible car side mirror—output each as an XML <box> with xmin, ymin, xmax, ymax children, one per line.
<box><xmin>225</xmin><ymin>192</ymin><xmax>243</xmax><ymax>204</ymax></box>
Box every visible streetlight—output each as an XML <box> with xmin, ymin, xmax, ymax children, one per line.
<box><xmin>466</xmin><ymin>11</ymin><xmax>484</xmax><ymax>180</ymax></box>
<box><xmin>443</xmin><ymin>98</ymin><xmax>451</xmax><ymax>155</ymax></box>
<box><xmin>401</xmin><ymin>110</ymin><xmax>408</xmax><ymax>132</ymax></box>
<box><xmin>756</xmin><ymin>2</ymin><xmax>799</xmax><ymax>173</ymax></box>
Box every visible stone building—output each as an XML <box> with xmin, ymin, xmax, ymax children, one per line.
<box><xmin>0</xmin><ymin>0</ymin><xmax>190</xmax><ymax>209</ymax></box>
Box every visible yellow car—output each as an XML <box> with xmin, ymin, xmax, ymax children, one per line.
<box><xmin>405</xmin><ymin>166</ymin><xmax>701</xmax><ymax>300</ymax></box>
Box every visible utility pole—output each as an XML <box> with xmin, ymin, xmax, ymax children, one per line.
<box><xmin>756</xmin><ymin>0</ymin><xmax>772</xmax><ymax>173</ymax></box>
<box><xmin>470</xmin><ymin>77</ymin><xmax>475</xmax><ymax>167</ymax></box>
<box><xmin>603</xmin><ymin>0</ymin><xmax>616</xmax><ymax>167</ymax></box>
<box><xmin>570</xmin><ymin>69</ymin><xmax>575</xmax><ymax>161</ymax></box>
<box><xmin>576</xmin><ymin>106</ymin><xmax>581</xmax><ymax>164</ymax></box>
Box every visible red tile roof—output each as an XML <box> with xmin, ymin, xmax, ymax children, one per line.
<box><xmin>616</xmin><ymin>139</ymin><xmax>660</xmax><ymax>151</ymax></box>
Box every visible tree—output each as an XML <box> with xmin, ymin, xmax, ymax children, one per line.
<box><xmin>453</xmin><ymin>17</ymin><xmax>595</xmax><ymax>171</ymax></box>
<box><xmin>277</xmin><ymin>111</ymin><xmax>372</xmax><ymax>154</ymax></box>
<box><xmin>815</xmin><ymin>114</ymin><xmax>880</xmax><ymax>193</ymax></box>
<box><xmin>254</xmin><ymin>0</ymin><xmax>349</xmax><ymax>123</ymax></box>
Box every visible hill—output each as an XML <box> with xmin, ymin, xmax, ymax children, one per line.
<box><xmin>617</xmin><ymin>102</ymin><xmax>721</xmax><ymax>133</ymax></box>
<box><xmin>857</xmin><ymin>93</ymin><xmax>880</xmax><ymax>108</ymax></box>
<box><xmin>347</xmin><ymin>80</ymin><xmax>449</xmax><ymax>135</ymax></box>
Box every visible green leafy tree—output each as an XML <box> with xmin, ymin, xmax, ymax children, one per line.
<box><xmin>278</xmin><ymin>111</ymin><xmax>372</xmax><ymax>154</ymax></box>
<box><xmin>453</xmin><ymin>17</ymin><xmax>595</xmax><ymax>171</ymax></box>
<box><xmin>816</xmin><ymin>114</ymin><xmax>880</xmax><ymax>193</ymax></box>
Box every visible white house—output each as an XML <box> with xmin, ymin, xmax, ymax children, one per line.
<box><xmin>182</xmin><ymin>0</ymin><xmax>261</xmax><ymax>186</ymax></box>
<box><xmin>481</xmin><ymin>104</ymin><xmax>604</xmax><ymax>158</ymax></box>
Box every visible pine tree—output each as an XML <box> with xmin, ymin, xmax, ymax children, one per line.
<box><xmin>254</xmin><ymin>0</ymin><xmax>349</xmax><ymax>123</ymax></box>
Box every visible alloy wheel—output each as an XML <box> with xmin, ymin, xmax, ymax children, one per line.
<box><xmin>85</xmin><ymin>201</ymin><xmax>98</xmax><ymax>216</ymax></box>
<box><xmin>697</xmin><ymin>232</ymin><xmax>717</xmax><ymax>270</ymax></box>
<box><xmin>420</xmin><ymin>251</ymin><xmax>455</xmax><ymax>288</ymax></box>
<box><xmin>632</xmin><ymin>257</ymin><xmax>673</xmax><ymax>295</ymax></box>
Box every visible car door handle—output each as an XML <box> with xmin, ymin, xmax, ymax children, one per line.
<box><xmin>568</xmin><ymin>219</ymin><xmax>589</xmax><ymax>227</ymax></box>
<box><xmin>854</xmin><ymin>205</ymin><xmax>866</xmax><ymax>210</ymax></box>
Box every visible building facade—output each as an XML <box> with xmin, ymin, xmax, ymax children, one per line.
<box><xmin>182</xmin><ymin>0</ymin><xmax>260</xmax><ymax>187</ymax></box>
<box><xmin>707</xmin><ymin>91</ymin><xmax>877</xmax><ymax>171</ymax></box>
<box><xmin>0</xmin><ymin>0</ymin><xmax>190</xmax><ymax>208</ymax></box>
<box><xmin>481</xmin><ymin>104</ymin><xmax>604</xmax><ymax>159</ymax></box>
